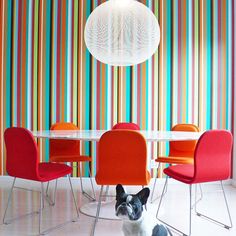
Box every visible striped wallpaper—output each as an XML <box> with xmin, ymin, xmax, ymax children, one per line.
<box><xmin>0</xmin><ymin>0</ymin><xmax>235</xmax><ymax>177</ymax></box>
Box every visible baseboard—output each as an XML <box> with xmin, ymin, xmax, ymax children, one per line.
<box><xmin>0</xmin><ymin>175</ymin><xmax>233</xmax><ymax>187</ymax></box>
<box><xmin>231</xmin><ymin>179</ymin><xmax>236</xmax><ymax>187</ymax></box>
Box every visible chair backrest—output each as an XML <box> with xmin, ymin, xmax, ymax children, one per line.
<box><xmin>50</xmin><ymin>122</ymin><xmax>80</xmax><ymax>158</ymax></box>
<box><xmin>112</xmin><ymin>122</ymin><xmax>140</xmax><ymax>130</ymax></box>
<box><xmin>4</xmin><ymin>127</ymin><xmax>40</xmax><ymax>180</ymax></box>
<box><xmin>169</xmin><ymin>124</ymin><xmax>199</xmax><ymax>157</ymax></box>
<box><xmin>193</xmin><ymin>130</ymin><xmax>233</xmax><ymax>183</ymax></box>
<box><xmin>96</xmin><ymin>130</ymin><xmax>150</xmax><ymax>186</ymax></box>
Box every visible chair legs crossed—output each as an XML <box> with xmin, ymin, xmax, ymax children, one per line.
<box><xmin>156</xmin><ymin>178</ymin><xmax>232</xmax><ymax>236</ymax></box>
<box><xmin>3</xmin><ymin>175</ymin><xmax>79</xmax><ymax>235</ymax></box>
<box><xmin>46</xmin><ymin>163</ymin><xmax>96</xmax><ymax>203</ymax></box>
<box><xmin>91</xmin><ymin>185</ymin><xmax>105</xmax><ymax>236</ymax></box>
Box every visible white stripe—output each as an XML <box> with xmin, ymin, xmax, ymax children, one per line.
<box><xmin>67</xmin><ymin>0</ymin><xmax>72</xmax><ymax>121</ymax></box>
<box><xmin>107</xmin><ymin>65</ymin><xmax>112</xmax><ymax>129</ymax></box>
<box><xmin>27</xmin><ymin>0</ymin><xmax>33</xmax><ymax>129</ymax></box>
<box><xmin>188</xmin><ymin>0</ymin><xmax>193</xmax><ymax>123</ymax></box>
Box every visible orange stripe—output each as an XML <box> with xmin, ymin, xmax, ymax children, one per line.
<box><xmin>162</xmin><ymin>0</ymin><xmax>167</xmax><ymax>129</ymax></box>
<box><xmin>222</xmin><ymin>0</ymin><xmax>226</xmax><ymax>126</ymax></box>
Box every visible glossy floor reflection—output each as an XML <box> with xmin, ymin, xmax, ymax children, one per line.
<box><xmin>0</xmin><ymin>177</ymin><xmax>235</xmax><ymax>236</ymax></box>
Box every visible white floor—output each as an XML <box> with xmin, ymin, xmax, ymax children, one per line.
<box><xmin>0</xmin><ymin>177</ymin><xmax>235</xmax><ymax>236</ymax></box>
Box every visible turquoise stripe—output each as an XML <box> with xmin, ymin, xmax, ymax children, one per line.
<box><xmin>5</xmin><ymin>0</ymin><xmax>12</xmax><ymax>128</ymax></box>
<box><xmin>206</xmin><ymin>0</ymin><xmax>212</xmax><ymax>129</ymax></box>
<box><xmin>84</xmin><ymin>1</ymin><xmax>92</xmax><ymax>176</ymax></box>
<box><xmin>126</xmin><ymin>67</ymin><xmax>131</xmax><ymax>122</ymax></box>
<box><xmin>44</xmin><ymin>0</ymin><xmax>52</xmax><ymax>161</ymax></box>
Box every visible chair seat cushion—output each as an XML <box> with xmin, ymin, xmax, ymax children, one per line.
<box><xmin>156</xmin><ymin>156</ymin><xmax>193</xmax><ymax>164</ymax></box>
<box><xmin>164</xmin><ymin>164</ymin><xmax>194</xmax><ymax>184</ymax></box>
<box><xmin>50</xmin><ymin>155</ymin><xmax>92</xmax><ymax>162</ymax></box>
<box><xmin>38</xmin><ymin>163</ymin><xmax>72</xmax><ymax>182</ymax></box>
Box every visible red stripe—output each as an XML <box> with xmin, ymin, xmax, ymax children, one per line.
<box><xmin>111</xmin><ymin>67</ymin><xmax>114</xmax><ymax>126</ymax></box>
<box><xmin>56</xmin><ymin>0</ymin><xmax>61</xmax><ymax>121</ymax></box>
<box><xmin>31</xmin><ymin>0</ymin><xmax>35</xmax><ymax>128</ymax></box>
<box><xmin>217</xmin><ymin>0</ymin><xmax>221</xmax><ymax>128</ymax></box>
<box><xmin>137</xmin><ymin>65</ymin><xmax>141</xmax><ymax>127</ymax></box>
<box><xmin>17</xmin><ymin>1</ymin><xmax>22</xmax><ymax>126</ymax></box>
<box><xmin>96</xmin><ymin>62</ymin><xmax>100</xmax><ymax>129</ymax></box>
<box><xmin>71</xmin><ymin>0</ymin><xmax>74</xmax><ymax>121</ymax></box>
<box><xmin>192</xmin><ymin>1</ymin><xmax>195</xmax><ymax>123</ymax></box>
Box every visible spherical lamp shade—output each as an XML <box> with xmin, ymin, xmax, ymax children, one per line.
<box><xmin>84</xmin><ymin>0</ymin><xmax>160</xmax><ymax>66</ymax></box>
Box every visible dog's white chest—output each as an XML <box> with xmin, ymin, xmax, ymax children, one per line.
<box><xmin>122</xmin><ymin>215</ymin><xmax>152</xmax><ymax>236</ymax></box>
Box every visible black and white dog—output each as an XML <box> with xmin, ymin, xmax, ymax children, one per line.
<box><xmin>115</xmin><ymin>184</ymin><xmax>172</xmax><ymax>236</ymax></box>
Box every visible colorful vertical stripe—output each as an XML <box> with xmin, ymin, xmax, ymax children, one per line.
<box><xmin>0</xmin><ymin>0</ymin><xmax>235</xmax><ymax>176</ymax></box>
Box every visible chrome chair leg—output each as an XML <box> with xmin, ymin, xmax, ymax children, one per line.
<box><xmin>192</xmin><ymin>184</ymin><xmax>203</xmax><ymax>209</ymax></box>
<box><xmin>151</xmin><ymin>163</ymin><xmax>169</xmax><ymax>203</ymax></box>
<box><xmin>156</xmin><ymin>177</ymin><xmax>192</xmax><ymax>236</ymax></box>
<box><xmin>156</xmin><ymin>177</ymin><xmax>168</xmax><ymax>218</ymax></box>
<box><xmin>88</xmin><ymin>167</ymin><xmax>96</xmax><ymax>200</ymax></box>
<box><xmin>39</xmin><ymin>182</ymin><xmax>44</xmax><ymax>235</ymax></box>
<box><xmin>44</xmin><ymin>179</ymin><xmax>58</xmax><ymax>206</ymax></box>
<box><xmin>194</xmin><ymin>181</ymin><xmax>232</xmax><ymax>229</ymax></box>
<box><xmin>91</xmin><ymin>185</ymin><xmax>104</xmax><ymax>236</ymax></box>
<box><xmin>79</xmin><ymin>162</ymin><xmax>96</xmax><ymax>201</ymax></box>
<box><xmin>68</xmin><ymin>175</ymin><xmax>79</xmax><ymax>219</ymax></box>
<box><xmin>3</xmin><ymin>177</ymin><xmax>16</xmax><ymax>224</ymax></box>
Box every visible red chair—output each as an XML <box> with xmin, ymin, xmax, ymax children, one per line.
<box><xmin>91</xmin><ymin>130</ymin><xmax>151</xmax><ymax>235</ymax></box>
<box><xmin>156</xmin><ymin>130</ymin><xmax>233</xmax><ymax>236</ymax></box>
<box><xmin>49</xmin><ymin>122</ymin><xmax>95</xmax><ymax>201</ymax></box>
<box><xmin>112</xmin><ymin>122</ymin><xmax>140</xmax><ymax>130</ymax></box>
<box><xmin>3</xmin><ymin>127</ymin><xmax>79</xmax><ymax>235</ymax></box>
<box><xmin>151</xmin><ymin>124</ymin><xmax>199</xmax><ymax>202</ymax></box>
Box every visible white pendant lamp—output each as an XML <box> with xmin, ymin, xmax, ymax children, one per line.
<box><xmin>84</xmin><ymin>0</ymin><xmax>160</xmax><ymax>66</ymax></box>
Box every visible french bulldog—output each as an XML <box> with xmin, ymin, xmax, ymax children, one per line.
<box><xmin>115</xmin><ymin>184</ymin><xmax>173</xmax><ymax>236</ymax></box>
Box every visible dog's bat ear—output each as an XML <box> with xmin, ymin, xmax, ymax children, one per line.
<box><xmin>136</xmin><ymin>188</ymin><xmax>150</xmax><ymax>205</ymax></box>
<box><xmin>116</xmin><ymin>184</ymin><xmax>125</xmax><ymax>197</ymax></box>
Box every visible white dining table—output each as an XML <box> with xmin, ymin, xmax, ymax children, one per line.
<box><xmin>31</xmin><ymin>129</ymin><xmax>202</xmax><ymax>142</ymax></box>
<box><xmin>32</xmin><ymin>129</ymin><xmax>202</xmax><ymax>220</ymax></box>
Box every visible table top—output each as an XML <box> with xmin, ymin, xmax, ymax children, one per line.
<box><xmin>31</xmin><ymin>130</ymin><xmax>202</xmax><ymax>142</ymax></box>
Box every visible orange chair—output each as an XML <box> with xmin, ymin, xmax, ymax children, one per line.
<box><xmin>49</xmin><ymin>122</ymin><xmax>95</xmax><ymax>201</ymax></box>
<box><xmin>91</xmin><ymin>130</ymin><xmax>151</xmax><ymax>235</ymax></box>
<box><xmin>151</xmin><ymin>124</ymin><xmax>199</xmax><ymax>202</ymax></box>
<box><xmin>3</xmin><ymin>127</ymin><xmax>79</xmax><ymax>235</ymax></box>
<box><xmin>112</xmin><ymin>122</ymin><xmax>140</xmax><ymax>130</ymax></box>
